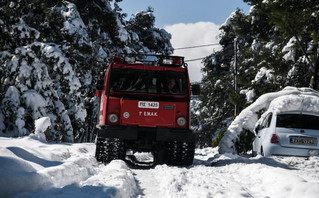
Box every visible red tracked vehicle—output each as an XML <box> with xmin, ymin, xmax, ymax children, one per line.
<box><xmin>95</xmin><ymin>55</ymin><xmax>199</xmax><ymax>166</ymax></box>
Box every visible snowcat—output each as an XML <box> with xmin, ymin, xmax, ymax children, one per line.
<box><xmin>94</xmin><ymin>55</ymin><xmax>199</xmax><ymax>166</ymax></box>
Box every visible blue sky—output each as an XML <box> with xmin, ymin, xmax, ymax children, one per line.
<box><xmin>119</xmin><ymin>0</ymin><xmax>250</xmax><ymax>27</ymax></box>
<box><xmin>118</xmin><ymin>0</ymin><xmax>251</xmax><ymax>82</ymax></box>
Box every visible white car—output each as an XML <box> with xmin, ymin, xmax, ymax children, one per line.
<box><xmin>252</xmin><ymin>110</ymin><xmax>319</xmax><ymax>157</ymax></box>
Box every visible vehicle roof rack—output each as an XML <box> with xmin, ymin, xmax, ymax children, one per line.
<box><xmin>112</xmin><ymin>53</ymin><xmax>185</xmax><ymax>67</ymax></box>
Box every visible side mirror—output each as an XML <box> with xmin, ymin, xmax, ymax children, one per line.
<box><xmin>95</xmin><ymin>80</ymin><xmax>104</xmax><ymax>97</ymax></box>
<box><xmin>96</xmin><ymin>79</ymin><xmax>104</xmax><ymax>90</ymax></box>
<box><xmin>191</xmin><ymin>84</ymin><xmax>200</xmax><ymax>95</ymax></box>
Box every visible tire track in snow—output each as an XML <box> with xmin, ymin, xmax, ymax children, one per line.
<box><xmin>131</xmin><ymin>148</ymin><xmax>259</xmax><ymax>198</ymax></box>
<box><xmin>150</xmin><ymin>164</ymin><xmax>257</xmax><ymax>198</ymax></box>
<box><xmin>131</xmin><ymin>164</ymin><xmax>255</xmax><ymax>197</ymax></box>
<box><xmin>133</xmin><ymin>168</ymin><xmax>164</xmax><ymax>198</ymax></box>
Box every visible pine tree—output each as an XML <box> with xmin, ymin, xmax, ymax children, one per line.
<box><xmin>0</xmin><ymin>0</ymin><xmax>173</xmax><ymax>142</ymax></box>
<box><xmin>197</xmin><ymin>10</ymin><xmax>248</xmax><ymax>147</ymax></box>
<box><xmin>199</xmin><ymin>0</ymin><xmax>319</xmax><ymax>152</ymax></box>
<box><xmin>126</xmin><ymin>7</ymin><xmax>173</xmax><ymax>54</ymax></box>
<box><xmin>244</xmin><ymin>0</ymin><xmax>319</xmax><ymax>89</ymax></box>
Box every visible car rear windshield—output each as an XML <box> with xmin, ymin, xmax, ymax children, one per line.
<box><xmin>109</xmin><ymin>68</ymin><xmax>188</xmax><ymax>95</ymax></box>
<box><xmin>276</xmin><ymin>114</ymin><xmax>319</xmax><ymax>130</ymax></box>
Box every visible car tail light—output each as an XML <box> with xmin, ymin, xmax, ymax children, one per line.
<box><xmin>271</xmin><ymin>134</ymin><xmax>279</xmax><ymax>144</ymax></box>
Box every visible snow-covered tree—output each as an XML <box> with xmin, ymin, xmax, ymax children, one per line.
<box><xmin>126</xmin><ymin>7</ymin><xmax>173</xmax><ymax>55</ymax></box>
<box><xmin>199</xmin><ymin>0</ymin><xmax>319</xmax><ymax>151</ymax></box>
<box><xmin>0</xmin><ymin>0</ymin><xmax>173</xmax><ymax>142</ymax></box>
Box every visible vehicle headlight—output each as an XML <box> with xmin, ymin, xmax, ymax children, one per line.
<box><xmin>109</xmin><ymin>114</ymin><xmax>118</xmax><ymax>123</ymax></box>
<box><xmin>177</xmin><ymin>117</ymin><xmax>186</xmax><ymax>126</ymax></box>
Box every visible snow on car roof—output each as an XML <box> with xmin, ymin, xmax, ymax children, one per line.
<box><xmin>268</xmin><ymin>94</ymin><xmax>319</xmax><ymax>114</ymax></box>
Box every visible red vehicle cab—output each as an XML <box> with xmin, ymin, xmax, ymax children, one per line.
<box><xmin>95</xmin><ymin>55</ymin><xmax>197</xmax><ymax>166</ymax></box>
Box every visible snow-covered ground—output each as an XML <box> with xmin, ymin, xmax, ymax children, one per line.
<box><xmin>1</xmin><ymin>136</ymin><xmax>318</xmax><ymax>198</ymax></box>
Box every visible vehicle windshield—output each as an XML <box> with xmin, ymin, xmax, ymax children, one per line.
<box><xmin>276</xmin><ymin>114</ymin><xmax>319</xmax><ymax>130</ymax></box>
<box><xmin>110</xmin><ymin>68</ymin><xmax>188</xmax><ymax>95</ymax></box>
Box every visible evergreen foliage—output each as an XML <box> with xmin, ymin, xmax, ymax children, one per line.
<box><xmin>126</xmin><ymin>7</ymin><xmax>173</xmax><ymax>54</ymax></box>
<box><xmin>199</xmin><ymin>0</ymin><xmax>319</xmax><ymax>151</ymax></box>
<box><xmin>211</xmin><ymin>128</ymin><xmax>227</xmax><ymax>148</ymax></box>
<box><xmin>0</xmin><ymin>0</ymin><xmax>172</xmax><ymax>142</ymax></box>
<box><xmin>234</xmin><ymin>129</ymin><xmax>255</xmax><ymax>155</ymax></box>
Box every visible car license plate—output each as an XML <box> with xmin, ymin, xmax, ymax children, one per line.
<box><xmin>138</xmin><ymin>101</ymin><xmax>159</xmax><ymax>109</ymax></box>
<box><xmin>290</xmin><ymin>136</ymin><xmax>317</xmax><ymax>146</ymax></box>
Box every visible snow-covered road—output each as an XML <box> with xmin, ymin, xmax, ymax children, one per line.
<box><xmin>1</xmin><ymin>137</ymin><xmax>318</xmax><ymax>198</ymax></box>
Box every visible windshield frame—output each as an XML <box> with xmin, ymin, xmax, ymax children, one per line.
<box><xmin>109</xmin><ymin>68</ymin><xmax>189</xmax><ymax>96</ymax></box>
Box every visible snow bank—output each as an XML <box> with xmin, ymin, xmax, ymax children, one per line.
<box><xmin>149</xmin><ymin>150</ymin><xmax>319</xmax><ymax>198</ymax></box>
<box><xmin>82</xmin><ymin>160</ymin><xmax>139</xmax><ymax>198</ymax></box>
<box><xmin>1</xmin><ymin>137</ymin><xmax>318</xmax><ymax>197</ymax></box>
<box><xmin>219</xmin><ymin>86</ymin><xmax>319</xmax><ymax>154</ymax></box>
<box><xmin>0</xmin><ymin>137</ymin><xmax>139</xmax><ymax>198</ymax></box>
